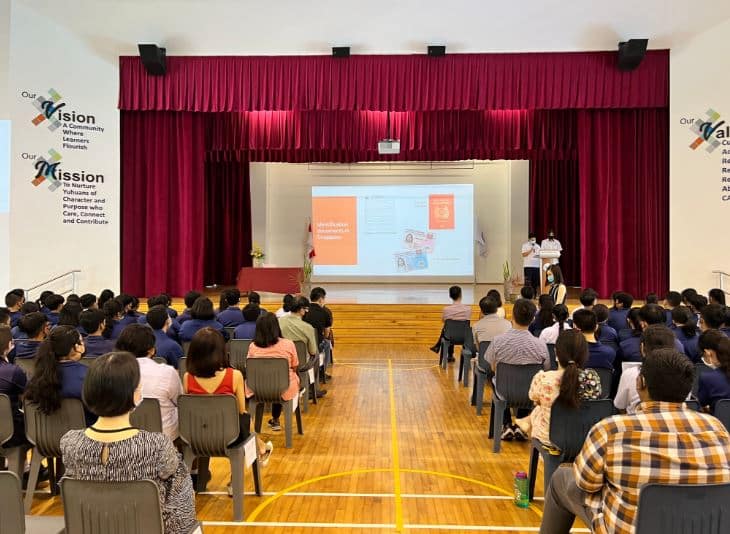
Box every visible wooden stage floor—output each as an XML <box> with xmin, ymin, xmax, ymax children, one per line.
<box><xmin>30</xmin><ymin>344</ymin><xmax>589</xmax><ymax>533</ymax></box>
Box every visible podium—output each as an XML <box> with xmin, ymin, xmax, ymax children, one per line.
<box><xmin>538</xmin><ymin>250</ymin><xmax>561</xmax><ymax>295</ymax></box>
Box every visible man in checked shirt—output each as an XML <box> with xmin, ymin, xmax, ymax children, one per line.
<box><xmin>540</xmin><ymin>348</ymin><xmax>730</xmax><ymax>534</ymax></box>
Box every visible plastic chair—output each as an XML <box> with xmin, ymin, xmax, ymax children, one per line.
<box><xmin>153</xmin><ymin>356</ymin><xmax>167</xmax><ymax>365</ymax></box>
<box><xmin>472</xmin><ymin>341</ymin><xmax>491</xmax><ymax>415</ymax></box>
<box><xmin>0</xmin><ymin>471</ymin><xmax>65</xmax><ymax>534</ymax></box>
<box><xmin>182</xmin><ymin>342</ymin><xmax>191</xmax><ymax>356</ymax></box>
<box><xmin>229</xmin><ymin>339</ymin><xmax>252</xmax><ymax>374</ymax></box>
<box><xmin>78</xmin><ymin>357</ymin><xmax>96</xmax><ymax>367</ymax></box>
<box><xmin>0</xmin><ymin>394</ymin><xmax>27</xmax><ymax>479</ymax></box>
<box><xmin>685</xmin><ymin>399</ymin><xmax>702</xmax><ymax>411</ymax></box>
<box><xmin>591</xmin><ymin>367</ymin><xmax>613</xmax><ymax>399</ymax></box>
<box><xmin>487</xmin><ymin>363</ymin><xmax>543</xmax><ymax>453</ymax></box>
<box><xmin>635</xmin><ymin>483</ymin><xmax>730</xmax><ymax>534</ymax></box>
<box><xmin>439</xmin><ymin>320</ymin><xmax>470</xmax><ymax>369</ymax></box>
<box><xmin>294</xmin><ymin>340</ymin><xmax>318</xmax><ymax>412</ymax></box>
<box><xmin>178</xmin><ymin>356</ymin><xmax>187</xmax><ymax>382</ymax></box>
<box><xmin>247</xmin><ymin>358</ymin><xmax>303</xmax><ymax>449</ymax></box>
<box><xmin>547</xmin><ymin>344</ymin><xmax>557</xmax><ymax>370</ymax></box>
<box><xmin>178</xmin><ymin>394</ymin><xmax>262</xmax><ymax>521</ymax></box>
<box><xmin>713</xmin><ymin>399</ymin><xmax>730</xmax><ymax>432</ymax></box>
<box><xmin>14</xmin><ymin>358</ymin><xmax>35</xmax><ymax>378</ymax></box>
<box><xmin>527</xmin><ymin>399</ymin><xmax>614</xmax><ymax>500</ymax></box>
<box><xmin>459</xmin><ymin>327</ymin><xmax>476</xmax><ymax>387</ymax></box>
<box><xmin>224</xmin><ymin>326</ymin><xmax>236</xmax><ymax>339</ymax></box>
<box><xmin>129</xmin><ymin>398</ymin><xmax>163</xmax><ymax>433</ymax></box>
<box><xmin>23</xmin><ymin>399</ymin><xmax>86</xmax><ymax>513</ymax></box>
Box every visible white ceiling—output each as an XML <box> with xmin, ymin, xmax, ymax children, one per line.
<box><xmin>15</xmin><ymin>0</ymin><xmax>730</xmax><ymax>59</ymax></box>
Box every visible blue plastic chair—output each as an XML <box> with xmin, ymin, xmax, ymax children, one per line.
<box><xmin>439</xmin><ymin>320</ymin><xmax>470</xmax><ymax>369</ymax></box>
<box><xmin>591</xmin><ymin>367</ymin><xmax>613</xmax><ymax>399</ymax></box>
<box><xmin>459</xmin><ymin>327</ymin><xmax>476</xmax><ymax>387</ymax></box>
<box><xmin>713</xmin><ymin>399</ymin><xmax>730</xmax><ymax>432</ymax></box>
<box><xmin>635</xmin><ymin>483</ymin><xmax>730</xmax><ymax>534</ymax></box>
<box><xmin>472</xmin><ymin>341</ymin><xmax>491</xmax><ymax>415</ymax></box>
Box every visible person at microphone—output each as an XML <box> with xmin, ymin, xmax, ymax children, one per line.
<box><xmin>521</xmin><ymin>232</ymin><xmax>541</xmax><ymax>292</ymax></box>
<box><xmin>540</xmin><ymin>230</ymin><xmax>563</xmax><ymax>266</ymax></box>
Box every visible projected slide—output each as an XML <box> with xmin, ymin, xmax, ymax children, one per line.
<box><xmin>0</xmin><ymin>121</ymin><xmax>8</xmax><ymax>214</ymax></box>
<box><xmin>312</xmin><ymin>184</ymin><xmax>473</xmax><ymax>277</ymax></box>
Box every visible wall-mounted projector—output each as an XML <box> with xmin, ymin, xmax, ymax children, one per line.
<box><xmin>378</xmin><ymin>139</ymin><xmax>401</xmax><ymax>155</ymax></box>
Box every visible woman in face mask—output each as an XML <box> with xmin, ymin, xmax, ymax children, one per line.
<box><xmin>546</xmin><ymin>265</ymin><xmax>567</xmax><ymax>305</ymax></box>
<box><xmin>697</xmin><ymin>329</ymin><xmax>730</xmax><ymax>410</ymax></box>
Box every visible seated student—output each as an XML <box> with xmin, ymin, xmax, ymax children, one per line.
<box><xmin>79</xmin><ymin>293</ymin><xmax>97</xmax><ymax>310</ymax></box>
<box><xmin>35</xmin><ymin>290</ymin><xmax>52</xmax><ymax>315</ymax></box>
<box><xmin>620</xmin><ymin>304</ymin><xmax>685</xmax><ymax>363</ymax></box>
<box><xmin>572</xmin><ymin>309</ymin><xmax>616</xmax><ymax>370</ymax></box>
<box><xmin>0</xmin><ymin>307</ymin><xmax>10</xmax><ymax>327</ymax></box>
<box><xmin>276</xmin><ymin>294</ymin><xmax>295</xmax><ymax>318</ymax></box>
<box><xmin>279</xmin><ymin>297</ymin><xmax>318</xmax><ymax>357</ymax></box>
<box><xmin>607</xmin><ymin>291</ymin><xmax>634</xmax><ymax>334</ymax></box>
<box><xmin>12</xmin><ymin>312</ymin><xmax>49</xmax><ymax>360</ymax></box>
<box><xmin>116</xmin><ymin>324</ymin><xmax>182</xmax><ymax>440</ymax></box>
<box><xmin>80</xmin><ymin>309</ymin><xmax>115</xmax><ymax>358</ymax></box>
<box><xmin>24</xmin><ymin>325</ymin><xmax>93</xmax><ymax>425</ymax></box>
<box><xmin>184</xmin><ymin>327</ymin><xmax>271</xmax><ymax>465</ymax></box>
<box><xmin>304</xmin><ymin>286</ymin><xmax>335</xmax><ymax>382</ymax></box>
<box><xmin>671</xmin><ymin>305</ymin><xmax>700</xmax><ymax>362</ymax></box>
<box><xmin>645</xmin><ymin>292</ymin><xmax>659</xmax><ymax>304</ymax></box>
<box><xmin>97</xmin><ymin>289</ymin><xmax>115</xmax><ymax>309</ymax></box>
<box><xmin>57</xmin><ymin>301</ymin><xmax>83</xmax><ymax>331</ymax></box>
<box><xmin>545</xmin><ymin>265</ymin><xmax>567</xmax><ymax>306</ymax></box>
<box><xmin>177</xmin><ymin>291</ymin><xmax>201</xmax><ymax>325</ymax></box>
<box><xmin>147</xmin><ymin>305</ymin><xmax>184</xmax><ymax>368</ymax></box>
<box><xmin>614</xmin><ymin>324</ymin><xmax>678</xmax><ymax>414</ymax></box>
<box><xmin>44</xmin><ymin>294</ymin><xmax>65</xmax><ymax>326</ymax></box>
<box><xmin>520</xmin><ymin>286</ymin><xmax>535</xmax><ymax>301</ymax></box>
<box><xmin>570</xmin><ymin>288</ymin><xmax>598</xmax><ymax>320</ymax></box>
<box><xmin>473</xmin><ymin>296</ymin><xmax>512</xmax><ymax>346</ymax></box>
<box><xmin>542</xmin><ymin>349</ymin><xmax>730</xmax><ymax>534</ymax></box>
<box><xmin>129</xmin><ymin>296</ymin><xmax>146</xmax><ymax>323</ymax></box>
<box><xmin>233</xmin><ymin>304</ymin><xmax>260</xmax><ymax>340</ymax></box>
<box><xmin>697</xmin><ymin>329</ymin><xmax>730</xmax><ymax>411</ymax></box>
<box><xmin>486</xmin><ymin>298</ymin><xmax>550</xmax><ymax>441</ymax></box>
<box><xmin>246</xmin><ymin>312</ymin><xmax>301</xmax><ymax>432</ymax></box>
<box><xmin>246</xmin><ymin>291</ymin><xmax>266</xmax><ymax>316</ymax></box>
<box><xmin>10</xmin><ymin>301</ymin><xmax>40</xmax><ymax>339</ymax></box>
<box><xmin>0</xmin><ymin>326</ymin><xmax>29</xmax><ymax>448</ymax></box>
<box><xmin>158</xmin><ymin>293</ymin><xmax>178</xmax><ymax>319</ymax></box>
<box><xmin>617</xmin><ymin>307</ymin><xmax>641</xmax><ymax>343</ymax></box>
<box><xmin>539</xmin><ymin>304</ymin><xmax>572</xmax><ymax>345</ymax></box>
<box><xmin>430</xmin><ymin>285</ymin><xmax>471</xmax><ymax>358</ymax></box>
<box><xmin>592</xmin><ymin>304</ymin><xmax>618</xmax><ymax>346</ymax></box>
<box><xmin>4</xmin><ymin>291</ymin><xmax>24</xmax><ymax>328</ymax></box>
<box><xmin>709</xmin><ymin>288</ymin><xmax>727</xmax><ymax>307</ymax></box>
<box><xmin>689</xmin><ymin>293</ymin><xmax>708</xmax><ymax>324</ymax></box>
<box><xmin>663</xmin><ymin>290</ymin><xmax>682</xmax><ymax>326</ymax></box>
<box><xmin>102</xmin><ymin>299</ymin><xmax>126</xmax><ymax>340</ymax></box>
<box><xmin>179</xmin><ymin>297</ymin><xmax>227</xmax><ymax>342</ymax></box>
<box><xmin>139</xmin><ymin>295</ymin><xmax>181</xmax><ymax>341</ymax></box>
<box><xmin>700</xmin><ymin>303</ymin><xmax>726</xmax><ymax>332</ymax></box>
<box><xmin>217</xmin><ymin>289</ymin><xmax>245</xmax><ymax>327</ymax></box>
<box><xmin>60</xmin><ymin>352</ymin><xmax>198</xmax><ymax>534</ymax></box>
<box><xmin>516</xmin><ymin>330</ymin><xmax>601</xmax><ymax>445</ymax></box>
<box><xmin>114</xmin><ymin>294</ymin><xmax>137</xmax><ymax>328</ymax></box>
<box><xmin>529</xmin><ymin>295</ymin><xmax>555</xmax><ymax>337</ymax></box>
<box><xmin>723</xmin><ymin>307</ymin><xmax>730</xmax><ymax>338</ymax></box>
<box><xmin>486</xmin><ymin>289</ymin><xmax>506</xmax><ymax>319</ymax></box>
<box><xmin>681</xmin><ymin>287</ymin><xmax>698</xmax><ymax>306</ymax></box>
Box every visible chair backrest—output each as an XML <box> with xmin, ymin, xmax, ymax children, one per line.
<box><xmin>591</xmin><ymin>367</ymin><xmax>613</xmax><ymax>399</ymax></box>
<box><xmin>622</xmin><ymin>361</ymin><xmax>641</xmax><ymax>373</ymax></box>
<box><xmin>443</xmin><ymin>320</ymin><xmax>470</xmax><ymax>346</ymax></box>
<box><xmin>246</xmin><ymin>358</ymin><xmax>289</xmax><ymax>403</ymax></box>
<box><xmin>0</xmin><ymin>395</ymin><xmax>14</xmax><ymax>447</ymax></box>
<box><xmin>182</xmin><ymin>341</ymin><xmax>191</xmax><ymax>356</ymax></box>
<box><xmin>463</xmin><ymin>327</ymin><xmax>476</xmax><ymax>354</ymax></box>
<box><xmin>129</xmin><ymin>398</ymin><xmax>163</xmax><ymax>433</ymax></box>
<box><xmin>14</xmin><ymin>357</ymin><xmax>35</xmax><ymax>377</ymax></box>
<box><xmin>229</xmin><ymin>339</ymin><xmax>251</xmax><ymax>373</ymax></box>
<box><xmin>685</xmin><ymin>399</ymin><xmax>702</xmax><ymax>412</ymax></box>
<box><xmin>635</xmin><ymin>483</ymin><xmax>730</xmax><ymax>534</ymax></box>
<box><xmin>62</xmin><ymin>478</ymin><xmax>164</xmax><ymax>534</ymax></box>
<box><xmin>713</xmin><ymin>399</ymin><xmax>730</xmax><ymax>432</ymax></box>
<box><xmin>549</xmin><ymin>399</ymin><xmax>615</xmax><ymax>460</ymax></box>
<box><xmin>153</xmin><ymin>356</ymin><xmax>167</xmax><ymax>365</ymax></box>
<box><xmin>178</xmin><ymin>356</ymin><xmax>187</xmax><ymax>381</ymax></box>
<box><xmin>493</xmin><ymin>363</ymin><xmax>543</xmax><ymax>408</ymax></box>
<box><xmin>477</xmin><ymin>341</ymin><xmax>490</xmax><ymax>370</ymax></box>
<box><xmin>178</xmin><ymin>394</ymin><xmax>241</xmax><ymax>456</ymax></box>
<box><xmin>293</xmin><ymin>340</ymin><xmax>309</xmax><ymax>365</ymax></box>
<box><xmin>79</xmin><ymin>357</ymin><xmax>96</xmax><ymax>367</ymax></box>
<box><xmin>0</xmin><ymin>471</ymin><xmax>24</xmax><ymax>534</ymax></box>
<box><xmin>24</xmin><ymin>399</ymin><xmax>86</xmax><ymax>458</ymax></box>
<box><xmin>224</xmin><ymin>326</ymin><xmax>236</xmax><ymax>339</ymax></box>
<box><xmin>547</xmin><ymin>344</ymin><xmax>557</xmax><ymax>370</ymax></box>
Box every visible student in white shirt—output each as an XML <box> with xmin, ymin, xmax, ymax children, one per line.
<box><xmin>276</xmin><ymin>294</ymin><xmax>295</xmax><ymax>318</ymax></box>
<box><xmin>521</xmin><ymin>232</ymin><xmax>541</xmax><ymax>292</ymax></box>
<box><xmin>540</xmin><ymin>229</ymin><xmax>563</xmax><ymax>265</ymax></box>
<box><xmin>539</xmin><ymin>304</ymin><xmax>572</xmax><ymax>344</ymax></box>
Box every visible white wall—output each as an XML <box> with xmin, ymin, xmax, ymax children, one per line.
<box><xmin>250</xmin><ymin>161</ymin><xmax>529</xmax><ymax>283</ymax></box>
<box><xmin>0</xmin><ymin>0</ymin><xmax>11</xmax><ymax>292</ymax></box>
<box><xmin>669</xmin><ymin>18</ymin><xmax>730</xmax><ymax>295</ymax></box>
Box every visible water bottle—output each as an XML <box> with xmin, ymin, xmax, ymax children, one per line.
<box><xmin>514</xmin><ymin>471</ymin><xmax>529</xmax><ymax>508</ymax></box>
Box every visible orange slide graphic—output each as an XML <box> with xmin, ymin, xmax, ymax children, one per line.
<box><xmin>429</xmin><ymin>194</ymin><xmax>455</xmax><ymax>230</ymax></box>
<box><xmin>312</xmin><ymin>197</ymin><xmax>358</xmax><ymax>265</ymax></box>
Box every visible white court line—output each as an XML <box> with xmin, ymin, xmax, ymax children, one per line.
<box><xmin>197</xmin><ymin>490</ymin><xmax>543</xmax><ymax>500</ymax></box>
<box><xmin>202</xmin><ymin>521</ymin><xmax>587</xmax><ymax>532</ymax></box>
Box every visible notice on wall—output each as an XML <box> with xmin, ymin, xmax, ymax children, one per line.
<box><xmin>683</xmin><ymin>108</ymin><xmax>730</xmax><ymax>203</ymax></box>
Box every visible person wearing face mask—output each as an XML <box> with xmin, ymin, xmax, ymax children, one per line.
<box><xmin>696</xmin><ymin>329</ymin><xmax>730</xmax><ymax>411</ymax></box>
<box><xmin>540</xmin><ymin>229</ymin><xmax>563</xmax><ymax>266</ymax></box>
<box><xmin>521</xmin><ymin>232</ymin><xmax>541</xmax><ymax>292</ymax></box>
<box><xmin>546</xmin><ymin>265</ymin><xmax>567</xmax><ymax>305</ymax></box>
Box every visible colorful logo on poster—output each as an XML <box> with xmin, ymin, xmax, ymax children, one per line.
<box><xmin>32</xmin><ymin>149</ymin><xmax>63</xmax><ymax>191</ymax></box>
<box><xmin>31</xmin><ymin>89</ymin><xmax>65</xmax><ymax>132</ymax></box>
<box><xmin>689</xmin><ymin>109</ymin><xmax>725</xmax><ymax>153</ymax></box>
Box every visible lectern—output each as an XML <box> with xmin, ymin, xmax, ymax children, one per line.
<box><xmin>538</xmin><ymin>250</ymin><xmax>561</xmax><ymax>295</ymax></box>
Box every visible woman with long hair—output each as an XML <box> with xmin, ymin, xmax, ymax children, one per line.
<box><xmin>697</xmin><ymin>330</ymin><xmax>730</xmax><ymax>410</ymax></box>
<box><xmin>538</xmin><ymin>304</ymin><xmax>572</xmax><ymax>344</ymax></box>
<box><xmin>545</xmin><ymin>265</ymin><xmax>567</xmax><ymax>305</ymax></box>
<box><xmin>671</xmin><ymin>305</ymin><xmax>700</xmax><ymax>362</ymax></box>
<box><xmin>529</xmin><ymin>294</ymin><xmax>555</xmax><ymax>337</ymax></box>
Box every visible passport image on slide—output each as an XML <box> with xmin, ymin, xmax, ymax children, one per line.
<box><xmin>394</xmin><ymin>250</ymin><xmax>429</xmax><ymax>272</ymax></box>
<box><xmin>402</xmin><ymin>229</ymin><xmax>435</xmax><ymax>253</ymax></box>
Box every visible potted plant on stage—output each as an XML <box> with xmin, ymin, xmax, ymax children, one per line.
<box><xmin>502</xmin><ymin>260</ymin><xmax>522</xmax><ymax>303</ymax></box>
<box><xmin>300</xmin><ymin>257</ymin><xmax>313</xmax><ymax>295</ymax></box>
<box><xmin>250</xmin><ymin>243</ymin><xmax>265</xmax><ymax>268</ymax></box>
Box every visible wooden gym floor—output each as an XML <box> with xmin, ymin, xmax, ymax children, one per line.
<box><xmin>31</xmin><ymin>339</ymin><xmax>590</xmax><ymax>533</ymax></box>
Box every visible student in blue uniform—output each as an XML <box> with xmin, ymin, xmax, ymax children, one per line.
<box><xmin>97</xmin><ymin>289</ymin><xmax>115</xmax><ymax>309</ymax></box>
<box><xmin>179</xmin><ymin>297</ymin><xmax>227</xmax><ymax>342</ymax></box>
<box><xmin>10</xmin><ymin>302</ymin><xmax>40</xmax><ymax>338</ymax></box>
<box><xmin>573</xmin><ymin>309</ymin><xmax>616</xmax><ymax>370</ymax></box>
<box><xmin>619</xmin><ymin>305</ymin><xmax>685</xmax><ymax>363</ymax></box>
<box><xmin>12</xmin><ymin>312</ymin><xmax>49</xmax><ymax>361</ymax></box>
<box><xmin>723</xmin><ymin>307</ymin><xmax>730</xmax><ymax>338</ymax></box>
<box><xmin>217</xmin><ymin>289</ymin><xmax>245</xmax><ymax>327</ymax></box>
<box><xmin>700</xmin><ymin>303</ymin><xmax>727</xmax><ymax>333</ymax></box>
<box><xmin>139</xmin><ymin>295</ymin><xmax>181</xmax><ymax>341</ymax></box>
<box><xmin>697</xmin><ymin>329</ymin><xmax>730</xmax><ymax>411</ymax></box>
<box><xmin>102</xmin><ymin>299</ymin><xmax>126</xmax><ymax>340</ymax></box>
<box><xmin>159</xmin><ymin>293</ymin><xmax>178</xmax><ymax>319</ymax></box>
<box><xmin>233</xmin><ymin>304</ymin><xmax>261</xmax><ymax>339</ymax></box>
<box><xmin>0</xmin><ymin>325</ymin><xmax>29</xmax><ymax>448</ymax></box>
<box><xmin>177</xmin><ymin>291</ymin><xmax>202</xmax><ymax>325</ymax></box>
<box><xmin>147</xmin><ymin>305</ymin><xmax>184</xmax><ymax>368</ymax></box>
<box><xmin>57</xmin><ymin>302</ymin><xmax>83</xmax><ymax>330</ymax></box>
<box><xmin>79</xmin><ymin>293</ymin><xmax>97</xmax><ymax>310</ymax></box>
<box><xmin>0</xmin><ymin>307</ymin><xmax>10</xmax><ymax>327</ymax></box>
<box><xmin>44</xmin><ymin>294</ymin><xmax>65</xmax><ymax>326</ymax></box>
<box><xmin>709</xmin><ymin>288</ymin><xmax>726</xmax><ymax>307</ymax></box>
<box><xmin>5</xmin><ymin>291</ymin><xmax>24</xmax><ymax>328</ymax></box>
<box><xmin>663</xmin><ymin>291</ymin><xmax>682</xmax><ymax>326</ymax></box>
<box><xmin>593</xmin><ymin>304</ymin><xmax>619</xmax><ymax>346</ymax></box>
<box><xmin>80</xmin><ymin>309</ymin><xmax>115</xmax><ymax>358</ymax></box>
<box><xmin>670</xmin><ymin>305</ymin><xmax>700</xmax><ymax>362</ymax></box>
<box><xmin>607</xmin><ymin>292</ymin><xmax>633</xmax><ymax>334</ymax></box>
<box><xmin>247</xmin><ymin>291</ymin><xmax>266</xmax><ymax>317</ymax></box>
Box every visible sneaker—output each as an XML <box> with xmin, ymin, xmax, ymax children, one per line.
<box><xmin>268</xmin><ymin>419</ymin><xmax>282</xmax><ymax>432</ymax></box>
<box><xmin>429</xmin><ymin>344</ymin><xmax>440</xmax><ymax>354</ymax></box>
<box><xmin>513</xmin><ymin>426</ymin><xmax>528</xmax><ymax>442</ymax></box>
<box><xmin>500</xmin><ymin>426</ymin><xmax>515</xmax><ymax>442</ymax></box>
<box><xmin>447</xmin><ymin>356</ymin><xmax>456</xmax><ymax>363</ymax></box>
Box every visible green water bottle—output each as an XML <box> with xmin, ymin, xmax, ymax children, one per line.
<box><xmin>514</xmin><ymin>471</ymin><xmax>529</xmax><ymax>508</ymax></box>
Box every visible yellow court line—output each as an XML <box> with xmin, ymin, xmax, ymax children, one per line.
<box><xmin>388</xmin><ymin>359</ymin><xmax>404</xmax><ymax>532</ymax></box>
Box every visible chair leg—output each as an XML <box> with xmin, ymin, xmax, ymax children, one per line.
<box><xmin>300</xmin><ymin>380</ymin><xmax>309</xmax><ymax>413</ymax></box>
<box><xmin>440</xmin><ymin>340</ymin><xmax>448</xmax><ymax>369</ymax></box>
<box><xmin>476</xmin><ymin>374</ymin><xmax>485</xmax><ymax>415</ymax></box>
<box><xmin>251</xmin><ymin>456</ymin><xmax>263</xmax><ymax>497</ymax></box>
<box><xmin>196</xmin><ymin>457</ymin><xmax>210</xmax><ymax>492</ymax></box>
<box><xmin>491</xmin><ymin>400</ymin><xmax>505</xmax><ymax>453</ymax></box>
<box><xmin>284</xmin><ymin>400</ymin><xmax>293</xmax><ymax>449</ymax></box>
<box><xmin>295</xmin><ymin>405</ymin><xmax>304</xmax><ymax>435</ymax></box>
<box><xmin>252</xmin><ymin>401</ymin><xmax>264</xmax><ymax>433</ymax></box>
<box><xmin>229</xmin><ymin>452</ymin><xmax>244</xmax><ymax>521</ymax></box>
<box><xmin>487</xmin><ymin>401</ymin><xmax>494</xmax><ymax>438</ymax></box>
<box><xmin>542</xmin><ymin>455</ymin><xmax>563</xmax><ymax>499</ymax></box>
<box><xmin>182</xmin><ymin>445</ymin><xmax>195</xmax><ymax>471</ymax></box>
<box><xmin>24</xmin><ymin>449</ymin><xmax>42</xmax><ymax>513</ymax></box>
<box><xmin>462</xmin><ymin>357</ymin><xmax>471</xmax><ymax>388</ymax></box>
<box><xmin>458</xmin><ymin>352</ymin><xmax>464</xmax><ymax>381</ymax></box>
<box><xmin>5</xmin><ymin>447</ymin><xmax>25</xmax><ymax>479</ymax></box>
<box><xmin>528</xmin><ymin>442</ymin><xmax>540</xmax><ymax>501</ymax></box>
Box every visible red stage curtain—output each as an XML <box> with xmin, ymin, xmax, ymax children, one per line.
<box><xmin>577</xmin><ymin>109</ymin><xmax>669</xmax><ymax>298</ymax></box>
<box><xmin>120</xmin><ymin>111</ymin><xmax>207</xmax><ymax>296</ymax></box>
<box><xmin>529</xmin><ymin>160</ymin><xmax>581</xmax><ymax>287</ymax></box>
<box><xmin>203</xmin><ymin>160</ymin><xmax>252</xmax><ymax>286</ymax></box>
<box><xmin>119</xmin><ymin>52</ymin><xmax>669</xmax><ymax>112</ymax></box>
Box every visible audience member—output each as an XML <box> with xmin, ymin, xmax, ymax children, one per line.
<box><xmin>102</xmin><ymin>299</ymin><xmax>125</xmax><ymax>340</ymax></box>
<box><xmin>140</xmin><ymin>295</ymin><xmax>182</xmax><ymax>341</ymax></box>
<box><xmin>217</xmin><ymin>289</ymin><xmax>244</xmax><ymax>327</ymax></box>
<box><xmin>529</xmin><ymin>295</ymin><xmax>555</xmax><ymax>337</ymax></box>
<box><xmin>10</xmin><ymin>301</ymin><xmax>39</xmax><ymax>338</ymax></box>
<box><xmin>516</xmin><ymin>330</ymin><xmax>600</xmax><ymax>445</ymax></box>
<box><xmin>487</xmin><ymin>289</ymin><xmax>506</xmax><ymax>319</ymax></box>
<box><xmin>58</xmin><ymin>301</ymin><xmax>82</xmax><ymax>330</ymax></box>
<box><xmin>279</xmin><ymin>297</ymin><xmax>318</xmax><ymax>358</ymax></box>
<box><xmin>670</xmin><ymin>305</ymin><xmax>700</xmax><ymax>361</ymax></box>
<box><xmin>708</xmin><ymin>288</ymin><xmax>727</xmax><ymax>307</ymax></box>
<box><xmin>0</xmin><ymin>307</ymin><xmax>10</xmax><ymax>326</ymax></box>
<box><xmin>689</xmin><ymin>294</ymin><xmax>708</xmax><ymax>322</ymax></box>
<box><xmin>700</xmin><ymin>303</ymin><xmax>726</xmax><ymax>332</ymax></box>
<box><xmin>663</xmin><ymin>290</ymin><xmax>682</xmax><ymax>326</ymax></box>
<box><xmin>276</xmin><ymin>294</ymin><xmax>295</xmax><ymax>318</ymax></box>
<box><xmin>538</xmin><ymin>304</ymin><xmax>572</xmax><ymax>345</ymax></box>
<box><xmin>179</xmin><ymin>297</ymin><xmax>227</xmax><ymax>342</ymax></box>
<box><xmin>723</xmin><ymin>307</ymin><xmax>730</xmax><ymax>337</ymax></box>
<box><xmin>571</xmin><ymin>288</ymin><xmax>597</xmax><ymax>318</ymax></box>
<box><xmin>97</xmin><ymin>289</ymin><xmax>115</xmax><ymax>309</ymax></box>
<box><xmin>607</xmin><ymin>292</ymin><xmax>633</xmax><ymax>333</ymax></box>
<box><xmin>115</xmin><ymin>324</ymin><xmax>182</xmax><ymax>440</ymax></box>
<box><xmin>60</xmin><ymin>352</ymin><xmax>197</xmax><ymax>534</ymax></box>
<box><xmin>0</xmin><ymin>326</ymin><xmax>28</xmax><ymax>448</ymax></box>
<box><xmin>593</xmin><ymin>304</ymin><xmax>618</xmax><ymax>346</ymax></box>
<box><xmin>520</xmin><ymin>286</ymin><xmax>535</xmax><ymax>301</ymax></box>
<box><xmin>540</xmin><ymin>349</ymin><xmax>730</xmax><ymax>534</ymax></box>
<box><xmin>177</xmin><ymin>291</ymin><xmax>201</xmax><ymax>324</ymax></box>
<box><xmin>619</xmin><ymin>304</ymin><xmax>684</xmax><ymax>362</ymax></box>
<box><xmin>618</xmin><ymin>307</ymin><xmax>641</xmax><ymax>343</ymax></box>
<box><xmin>246</xmin><ymin>312</ymin><xmax>301</xmax><ymax>432</ymax></box>
<box><xmin>36</xmin><ymin>290</ymin><xmax>52</xmax><ymax>315</ymax></box>
<box><xmin>66</xmin><ymin>294</ymin><xmax>81</xmax><ymax>304</ymax></box>
<box><xmin>44</xmin><ymin>294</ymin><xmax>65</xmax><ymax>326</ymax></box>
<box><xmin>160</xmin><ymin>293</ymin><xmax>178</xmax><ymax>319</ymax></box>
<box><xmin>304</xmin><ymin>287</ymin><xmax>333</xmax><ymax>380</ymax></box>
<box><xmin>79</xmin><ymin>309</ymin><xmax>115</xmax><ymax>358</ymax></box>
<box><xmin>572</xmin><ymin>309</ymin><xmax>616</xmax><ymax>370</ymax></box>
<box><xmin>485</xmin><ymin>298</ymin><xmax>549</xmax><ymax>441</ymax></box>
<box><xmin>233</xmin><ymin>304</ymin><xmax>261</xmax><ymax>340</ymax></box>
<box><xmin>4</xmin><ymin>290</ymin><xmax>23</xmax><ymax>328</ymax></box>
<box><xmin>644</xmin><ymin>292</ymin><xmax>659</xmax><ymax>304</ymax></box>
<box><xmin>697</xmin><ymin>329</ymin><xmax>730</xmax><ymax>411</ymax></box>
<box><xmin>613</xmin><ymin>324</ymin><xmax>678</xmax><ymax>414</ymax></box>
<box><xmin>12</xmin><ymin>312</ymin><xmax>49</xmax><ymax>360</ymax></box>
<box><xmin>681</xmin><ymin>287</ymin><xmax>698</xmax><ymax>306</ymax></box>
<box><xmin>472</xmin><ymin>296</ymin><xmax>511</xmax><ymax>346</ymax></box>
<box><xmin>147</xmin><ymin>305</ymin><xmax>184</xmax><ymax>368</ymax></box>
<box><xmin>79</xmin><ymin>293</ymin><xmax>97</xmax><ymax>310</ymax></box>
<box><xmin>546</xmin><ymin>265</ymin><xmax>567</xmax><ymax>305</ymax></box>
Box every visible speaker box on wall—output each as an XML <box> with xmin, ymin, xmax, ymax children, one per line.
<box><xmin>427</xmin><ymin>45</ymin><xmax>446</xmax><ymax>57</ymax></box>
<box><xmin>617</xmin><ymin>39</ymin><xmax>648</xmax><ymax>71</ymax></box>
<box><xmin>332</xmin><ymin>46</ymin><xmax>351</xmax><ymax>58</ymax></box>
<box><xmin>138</xmin><ymin>44</ymin><xmax>167</xmax><ymax>75</ymax></box>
